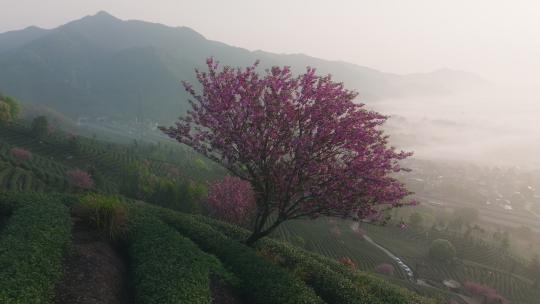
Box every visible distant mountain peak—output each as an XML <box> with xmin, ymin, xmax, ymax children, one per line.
<box><xmin>61</xmin><ymin>10</ymin><xmax>122</xmax><ymax>32</ymax></box>
<box><xmin>93</xmin><ymin>10</ymin><xmax>118</xmax><ymax>20</ymax></box>
<box><xmin>74</xmin><ymin>10</ymin><xmax>121</xmax><ymax>24</ymax></box>
<box><xmin>0</xmin><ymin>12</ymin><xmax>486</xmax><ymax>123</ymax></box>
<box><xmin>24</xmin><ymin>25</ymin><xmax>43</xmax><ymax>31</ymax></box>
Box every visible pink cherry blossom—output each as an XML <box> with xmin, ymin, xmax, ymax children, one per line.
<box><xmin>66</xmin><ymin>168</ymin><xmax>94</xmax><ymax>190</ymax></box>
<box><xmin>374</xmin><ymin>263</ymin><xmax>395</xmax><ymax>276</ymax></box>
<box><xmin>161</xmin><ymin>58</ymin><xmax>414</xmax><ymax>244</ymax></box>
<box><xmin>463</xmin><ymin>282</ymin><xmax>509</xmax><ymax>304</ymax></box>
<box><xmin>340</xmin><ymin>256</ymin><xmax>358</xmax><ymax>271</ymax></box>
<box><xmin>206</xmin><ymin>176</ymin><xmax>256</xmax><ymax>226</ymax></box>
<box><xmin>10</xmin><ymin>147</ymin><xmax>32</xmax><ymax>162</ymax></box>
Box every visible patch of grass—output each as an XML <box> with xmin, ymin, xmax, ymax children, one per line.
<box><xmin>77</xmin><ymin>194</ymin><xmax>129</xmax><ymax>240</ymax></box>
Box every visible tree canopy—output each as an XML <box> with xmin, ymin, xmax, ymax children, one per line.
<box><xmin>0</xmin><ymin>94</ymin><xmax>21</xmax><ymax>123</ymax></box>
<box><xmin>31</xmin><ymin>116</ymin><xmax>49</xmax><ymax>139</ymax></box>
<box><xmin>429</xmin><ymin>239</ymin><xmax>456</xmax><ymax>262</ymax></box>
<box><xmin>409</xmin><ymin>212</ymin><xmax>424</xmax><ymax>229</ymax></box>
<box><xmin>161</xmin><ymin>59</ymin><xmax>414</xmax><ymax>244</ymax></box>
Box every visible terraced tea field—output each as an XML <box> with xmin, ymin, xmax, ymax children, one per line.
<box><xmin>274</xmin><ymin>218</ymin><xmax>414</xmax><ymax>279</ymax></box>
<box><xmin>0</xmin><ymin>192</ymin><xmax>437</xmax><ymax>304</ymax></box>
<box><xmin>0</xmin><ymin>161</ymin><xmax>47</xmax><ymax>192</ymax></box>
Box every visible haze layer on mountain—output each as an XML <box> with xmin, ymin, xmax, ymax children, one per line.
<box><xmin>0</xmin><ymin>11</ymin><xmax>538</xmax><ymax>169</ymax></box>
<box><xmin>0</xmin><ymin>11</ymin><xmax>486</xmax><ymax>122</ymax></box>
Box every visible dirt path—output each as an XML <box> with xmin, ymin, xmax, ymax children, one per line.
<box><xmin>0</xmin><ymin>215</ymin><xmax>6</xmax><ymax>231</ymax></box>
<box><xmin>210</xmin><ymin>278</ymin><xmax>245</xmax><ymax>304</ymax></box>
<box><xmin>55</xmin><ymin>217</ymin><xmax>131</xmax><ymax>304</ymax></box>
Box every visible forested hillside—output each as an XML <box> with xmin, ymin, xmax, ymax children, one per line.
<box><xmin>0</xmin><ymin>11</ymin><xmax>485</xmax><ymax>123</ymax></box>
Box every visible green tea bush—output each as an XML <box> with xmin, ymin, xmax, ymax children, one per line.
<box><xmin>0</xmin><ymin>195</ymin><xmax>71</xmax><ymax>303</ymax></box>
<box><xmin>129</xmin><ymin>212</ymin><xmax>224</xmax><ymax>304</ymax></box>
<box><xmin>137</xmin><ymin>203</ymin><xmax>324</xmax><ymax>304</ymax></box>
<box><xmin>196</xmin><ymin>215</ymin><xmax>438</xmax><ymax>304</ymax></box>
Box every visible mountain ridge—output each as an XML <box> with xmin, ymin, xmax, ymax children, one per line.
<box><xmin>0</xmin><ymin>11</ymin><xmax>486</xmax><ymax>123</ymax></box>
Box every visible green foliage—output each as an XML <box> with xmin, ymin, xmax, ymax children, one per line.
<box><xmin>3</xmin><ymin>96</ymin><xmax>21</xmax><ymax>120</ymax></box>
<box><xmin>429</xmin><ymin>239</ymin><xmax>456</xmax><ymax>262</ymax></box>
<box><xmin>0</xmin><ymin>101</ymin><xmax>11</xmax><ymax>123</ymax></box>
<box><xmin>149</xmin><ymin>179</ymin><xmax>205</xmax><ymax>213</ymax></box>
<box><xmin>194</xmin><ymin>158</ymin><xmax>209</xmax><ymax>171</ymax></box>
<box><xmin>67</xmin><ymin>136</ymin><xmax>82</xmax><ymax>154</ymax></box>
<box><xmin>256</xmin><ymin>241</ymin><xmax>376</xmax><ymax>304</ymax></box>
<box><xmin>530</xmin><ymin>255</ymin><xmax>540</xmax><ymax>287</ymax></box>
<box><xmin>128</xmin><ymin>211</ymin><xmax>227</xmax><ymax>304</ymax></box>
<box><xmin>450</xmin><ymin>207</ymin><xmax>479</xmax><ymax>231</ymax></box>
<box><xmin>78</xmin><ymin>194</ymin><xmax>129</xmax><ymax>240</ymax></box>
<box><xmin>409</xmin><ymin>212</ymin><xmax>424</xmax><ymax>229</ymax></box>
<box><xmin>31</xmin><ymin>116</ymin><xmax>49</xmax><ymax>139</ymax></box>
<box><xmin>0</xmin><ymin>194</ymin><xmax>72</xmax><ymax>304</ymax></box>
<box><xmin>139</xmin><ymin>203</ymin><xmax>324</xmax><ymax>304</ymax></box>
<box><xmin>121</xmin><ymin>163</ymin><xmax>206</xmax><ymax>213</ymax></box>
<box><xmin>0</xmin><ymin>93</ymin><xmax>20</xmax><ymax>123</ymax></box>
<box><xmin>196</xmin><ymin>215</ymin><xmax>438</xmax><ymax>304</ymax></box>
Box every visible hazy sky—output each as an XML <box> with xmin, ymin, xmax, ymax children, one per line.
<box><xmin>1</xmin><ymin>0</ymin><xmax>540</xmax><ymax>85</ymax></box>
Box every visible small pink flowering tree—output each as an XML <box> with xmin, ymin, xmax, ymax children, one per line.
<box><xmin>66</xmin><ymin>169</ymin><xmax>94</xmax><ymax>190</ymax></box>
<box><xmin>339</xmin><ymin>256</ymin><xmax>358</xmax><ymax>271</ymax></box>
<box><xmin>375</xmin><ymin>263</ymin><xmax>395</xmax><ymax>276</ymax></box>
<box><xmin>161</xmin><ymin>58</ymin><xmax>414</xmax><ymax>244</ymax></box>
<box><xmin>463</xmin><ymin>282</ymin><xmax>509</xmax><ymax>304</ymax></box>
<box><xmin>330</xmin><ymin>225</ymin><xmax>342</xmax><ymax>237</ymax></box>
<box><xmin>206</xmin><ymin>176</ymin><xmax>256</xmax><ymax>227</ymax></box>
<box><xmin>10</xmin><ymin>147</ymin><xmax>32</xmax><ymax>162</ymax></box>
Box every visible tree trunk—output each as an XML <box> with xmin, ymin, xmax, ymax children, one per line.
<box><xmin>245</xmin><ymin>225</ymin><xmax>277</xmax><ymax>246</ymax></box>
<box><xmin>244</xmin><ymin>218</ymin><xmax>283</xmax><ymax>246</ymax></box>
<box><xmin>245</xmin><ymin>232</ymin><xmax>264</xmax><ymax>246</ymax></box>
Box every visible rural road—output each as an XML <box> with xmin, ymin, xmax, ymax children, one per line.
<box><xmin>350</xmin><ymin>222</ymin><xmax>415</xmax><ymax>280</ymax></box>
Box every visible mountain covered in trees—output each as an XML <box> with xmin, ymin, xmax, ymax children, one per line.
<box><xmin>0</xmin><ymin>11</ymin><xmax>485</xmax><ymax>123</ymax></box>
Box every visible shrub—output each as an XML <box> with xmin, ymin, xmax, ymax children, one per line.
<box><xmin>31</xmin><ymin>115</ymin><xmax>49</xmax><ymax>139</ymax></box>
<box><xmin>120</xmin><ymin>163</ymin><xmax>205</xmax><ymax>213</ymax></box>
<box><xmin>340</xmin><ymin>256</ymin><xmax>358</xmax><ymax>271</ymax></box>
<box><xmin>206</xmin><ymin>176</ymin><xmax>255</xmax><ymax>227</ymax></box>
<box><xmin>78</xmin><ymin>194</ymin><xmax>128</xmax><ymax>240</ymax></box>
<box><xmin>0</xmin><ymin>196</ymin><xmax>71</xmax><ymax>303</ymax></box>
<box><xmin>255</xmin><ymin>241</ymin><xmax>375</xmax><ymax>304</ymax></box>
<box><xmin>0</xmin><ymin>94</ymin><xmax>21</xmax><ymax>124</ymax></box>
<box><xmin>10</xmin><ymin>147</ymin><xmax>32</xmax><ymax>162</ymax></box>
<box><xmin>374</xmin><ymin>263</ymin><xmax>395</xmax><ymax>276</ymax></box>
<box><xmin>140</xmin><ymin>203</ymin><xmax>324</xmax><ymax>304</ymax></box>
<box><xmin>429</xmin><ymin>239</ymin><xmax>456</xmax><ymax>262</ymax></box>
<box><xmin>463</xmin><ymin>282</ymin><xmax>509</xmax><ymax>304</ymax></box>
<box><xmin>409</xmin><ymin>212</ymin><xmax>424</xmax><ymax>229</ymax></box>
<box><xmin>66</xmin><ymin>168</ymin><xmax>94</xmax><ymax>190</ymax></box>
<box><xmin>2</xmin><ymin>95</ymin><xmax>20</xmax><ymax>119</ymax></box>
<box><xmin>330</xmin><ymin>225</ymin><xmax>342</xmax><ymax>237</ymax></box>
<box><xmin>129</xmin><ymin>212</ymin><xmax>226</xmax><ymax>304</ymax></box>
<box><xmin>196</xmin><ymin>215</ymin><xmax>437</xmax><ymax>304</ymax></box>
<box><xmin>320</xmin><ymin>256</ymin><xmax>436</xmax><ymax>304</ymax></box>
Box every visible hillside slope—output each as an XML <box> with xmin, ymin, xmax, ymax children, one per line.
<box><xmin>0</xmin><ymin>192</ymin><xmax>440</xmax><ymax>304</ymax></box>
<box><xmin>0</xmin><ymin>11</ymin><xmax>485</xmax><ymax>123</ymax></box>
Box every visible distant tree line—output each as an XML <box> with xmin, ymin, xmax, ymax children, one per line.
<box><xmin>0</xmin><ymin>93</ymin><xmax>21</xmax><ymax>124</ymax></box>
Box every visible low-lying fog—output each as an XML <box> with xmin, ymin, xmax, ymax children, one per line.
<box><xmin>371</xmin><ymin>86</ymin><xmax>540</xmax><ymax>169</ymax></box>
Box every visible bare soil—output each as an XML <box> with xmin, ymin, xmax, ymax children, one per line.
<box><xmin>55</xmin><ymin>217</ymin><xmax>131</xmax><ymax>304</ymax></box>
<box><xmin>210</xmin><ymin>278</ymin><xmax>245</xmax><ymax>304</ymax></box>
<box><xmin>0</xmin><ymin>215</ymin><xmax>6</xmax><ymax>231</ymax></box>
